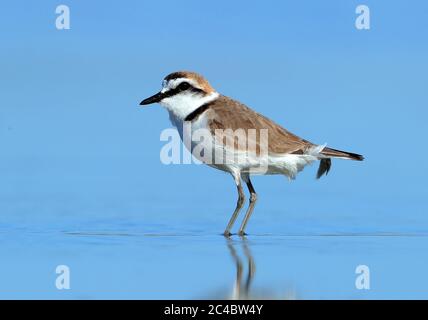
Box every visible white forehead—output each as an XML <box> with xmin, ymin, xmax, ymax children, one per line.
<box><xmin>161</xmin><ymin>77</ymin><xmax>200</xmax><ymax>92</ymax></box>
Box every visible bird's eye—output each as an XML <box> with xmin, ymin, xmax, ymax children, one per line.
<box><xmin>178</xmin><ymin>82</ymin><xmax>191</xmax><ymax>91</ymax></box>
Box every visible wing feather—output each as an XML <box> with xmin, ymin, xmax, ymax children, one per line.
<box><xmin>206</xmin><ymin>95</ymin><xmax>313</xmax><ymax>155</ymax></box>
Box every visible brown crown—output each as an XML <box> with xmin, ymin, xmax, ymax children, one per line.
<box><xmin>164</xmin><ymin>71</ymin><xmax>215</xmax><ymax>93</ymax></box>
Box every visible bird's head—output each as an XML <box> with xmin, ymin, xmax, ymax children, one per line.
<box><xmin>140</xmin><ymin>71</ymin><xmax>219</xmax><ymax>119</ymax></box>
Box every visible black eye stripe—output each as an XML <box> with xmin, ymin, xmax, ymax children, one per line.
<box><xmin>162</xmin><ymin>82</ymin><xmax>204</xmax><ymax>98</ymax></box>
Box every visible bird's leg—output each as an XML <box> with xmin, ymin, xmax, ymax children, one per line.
<box><xmin>223</xmin><ymin>178</ymin><xmax>245</xmax><ymax>237</ymax></box>
<box><xmin>237</xmin><ymin>176</ymin><xmax>257</xmax><ymax>236</ymax></box>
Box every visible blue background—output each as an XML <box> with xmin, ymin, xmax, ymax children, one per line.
<box><xmin>0</xmin><ymin>0</ymin><xmax>427</xmax><ymax>299</ymax></box>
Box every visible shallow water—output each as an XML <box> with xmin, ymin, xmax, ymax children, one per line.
<box><xmin>1</xmin><ymin>219</ymin><xmax>427</xmax><ymax>299</ymax></box>
<box><xmin>1</xmin><ymin>167</ymin><xmax>427</xmax><ymax>299</ymax></box>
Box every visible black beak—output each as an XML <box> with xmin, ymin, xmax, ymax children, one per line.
<box><xmin>139</xmin><ymin>91</ymin><xmax>165</xmax><ymax>106</ymax></box>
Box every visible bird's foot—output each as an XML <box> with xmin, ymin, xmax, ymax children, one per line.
<box><xmin>237</xmin><ymin>231</ymin><xmax>248</xmax><ymax>237</ymax></box>
<box><xmin>223</xmin><ymin>231</ymin><xmax>232</xmax><ymax>238</ymax></box>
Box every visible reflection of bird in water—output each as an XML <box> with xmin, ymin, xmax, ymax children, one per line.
<box><xmin>225</xmin><ymin>238</ymin><xmax>297</xmax><ymax>300</ymax></box>
<box><xmin>227</xmin><ymin>239</ymin><xmax>255</xmax><ymax>299</ymax></box>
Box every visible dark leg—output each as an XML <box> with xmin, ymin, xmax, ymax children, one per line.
<box><xmin>238</xmin><ymin>175</ymin><xmax>257</xmax><ymax>236</ymax></box>
<box><xmin>223</xmin><ymin>177</ymin><xmax>245</xmax><ymax>237</ymax></box>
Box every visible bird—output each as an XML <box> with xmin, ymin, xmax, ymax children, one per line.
<box><xmin>140</xmin><ymin>71</ymin><xmax>363</xmax><ymax>237</ymax></box>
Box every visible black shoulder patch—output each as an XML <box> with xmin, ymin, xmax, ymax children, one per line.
<box><xmin>184</xmin><ymin>101</ymin><xmax>215</xmax><ymax>122</ymax></box>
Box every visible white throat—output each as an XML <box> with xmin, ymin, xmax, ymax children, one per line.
<box><xmin>160</xmin><ymin>91</ymin><xmax>219</xmax><ymax>121</ymax></box>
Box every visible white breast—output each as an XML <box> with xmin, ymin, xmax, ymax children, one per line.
<box><xmin>161</xmin><ymin>92</ymin><xmax>219</xmax><ymax>122</ymax></box>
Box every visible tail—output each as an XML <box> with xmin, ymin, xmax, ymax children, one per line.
<box><xmin>316</xmin><ymin>147</ymin><xmax>364</xmax><ymax>179</ymax></box>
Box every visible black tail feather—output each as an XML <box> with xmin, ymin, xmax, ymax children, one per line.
<box><xmin>316</xmin><ymin>147</ymin><xmax>363</xmax><ymax>179</ymax></box>
<box><xmin>321</xmin><ymin>147</ymin><xmax>364</xmax><ymax>161</ymax></box>
<box><xmin>316</xmin><ymin>158</ymin><xmax>331</xmax><ymax>179</ymax></box>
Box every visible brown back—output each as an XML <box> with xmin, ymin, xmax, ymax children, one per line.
<box><xmin>206</xmin><ymin>95</ymin><xmax>313</xmax><ymax>155</ymax></box>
